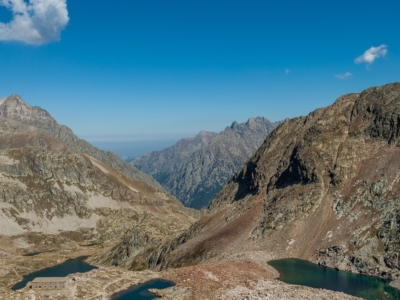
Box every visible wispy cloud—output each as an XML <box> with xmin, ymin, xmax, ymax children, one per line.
<box><xmin>354</xmin><ymin>44</ymin><xmax>387</xmax><ymax>65</ymax></box>
<box><xmin>334</xmin><ymin>72</ymin><xmax>352</xmax><ymax>80</ymax></box>
<box><xmin>0</xmin><ymin>0</ymin><xmax>69</xmax><ymax>45</ymax></box>
<box><xmin>285</xmin><ymin>69</ymin><xmax>290</xmax><ymax>74</ymax></box>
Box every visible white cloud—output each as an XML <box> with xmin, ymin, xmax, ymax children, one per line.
<box><xmin>354</xmin><ymin>44</ymin><xmax>387</xmax><ymax>65</ymax></box>
<box><xmin>0</xmin><ymin>0</ymin><xmax>69</xmax><ymax>45</ymax></box>
<box><xmin>285</xmin><ymin>69</ymin><xmax>290</xmax><ymax>74</ymax></box>
<box><xmin>334</xmin><ymin>72</ymin><xmax>352</xmax><ymax>80</ymax></box>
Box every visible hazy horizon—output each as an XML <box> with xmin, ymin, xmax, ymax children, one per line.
<box><xmin>90</xmin><ymin>139</ymin><xmax>181</xmax><ymax>158</ymax></box>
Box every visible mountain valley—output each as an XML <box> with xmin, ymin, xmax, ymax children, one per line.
<box><xmin>2</xmin><ymin>83</ymin><xmax>400</xmax><ymax>299</ymax></box>
<box><xmin>128</xmin><ymin>82</ymin><xmax>400</xmax><ymax>283</ymax></box>
<box><xmin>132</xmin><ymin>117</ymin><xmax>280</xmax><ymax>209</ymax></box>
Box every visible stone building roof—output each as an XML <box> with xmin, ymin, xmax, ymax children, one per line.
<box><xmin>32</xmin><ymin>277</ymin><xmax>66</xmax><ymax>283</ymax></box>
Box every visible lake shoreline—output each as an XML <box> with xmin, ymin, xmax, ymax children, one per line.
<box><xmin>268</xmin><ymin>257</ymin><xmax>400</xmax><ymax>299</ymax></box>
<box><xmin>268</xmin><ymin>257</ymin><xmax>400</xmax><ymax>292</ymax></box>
<box><xmin>109</xmin><ymin>278</ymin><xmax>176</xmax><ymax>300</ymax></box>
<box><xmin>265</xmin><ymin>258</ymin><xmax>281</xmax><ymax>279</ymax></box>
<box><xmin>11</xmin><ymin>256</ymin><xmax>96</xmax><ymax>291</ymax></box>
<box><xmin>389</xmin><ymin>279</ymin><xmax>400</xmax><ymax>290</ymax></box>
<box><xmin>109</xmin><ymin>279</ymin><xmax>146</xmax><ymax>300</ymax></box>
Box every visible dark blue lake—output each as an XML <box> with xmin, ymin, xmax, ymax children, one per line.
<box><xmin>23</xmin><ymin>252</ymin><xmax>41</xmax><ymax>257</ymax></box>
<box><xmin>269</xmin><ymin>258</ymin><xmax>400</xmax><ymax>300</ymax></box>
<box><xmin>111</xmin><ymin>279</ymin><xmax>175</xmax><ymax>300</ymax></box>
<box><xmin>11</xmin><ymin>257</ymin><xmax>97</xmax><ymax>290</ymax></box>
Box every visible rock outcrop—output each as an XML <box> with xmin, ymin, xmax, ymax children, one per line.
<box><xmin>132</xmin><ymin>117</ymin><xmax>279</xmax><ymax>208</ymax></box>
<box><xmin>120</xmin><ymin>82</ymin><xmax>400</xmax><ymax>281</ymax></box>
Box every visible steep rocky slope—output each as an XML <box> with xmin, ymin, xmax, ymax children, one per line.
<box><xmin>110</xmin><ymin>82</ymin><xmax>400</xmax><ymax>281</ymax></box>
<box><xmin>0</xmin><ymin>97</ymin><xmax>198</xmax><ymax>270</ymax></box>
<box><xmin>0</xmin><ymin>95</ymin><xmax>162</xmax><ymax>189</ymax></box>
<box><xmin>133</xmin><ymin>117</ymin><xmax>279</xmax><ymax>208</ymax></box>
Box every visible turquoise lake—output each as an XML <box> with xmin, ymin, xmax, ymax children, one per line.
<box><xmin>110</xmin><ymin>279</ymin><xmax>175</xmax><ymax>300</ymax></box>
<box><xmin>268</xmin><ymin>258</ymin><xmax>400</xmax><ymax>299</ymax></box>
<box><xmin>11</xmin><ymin>256</ymin><xmax>97</xmax><ymax>290</ymax></box>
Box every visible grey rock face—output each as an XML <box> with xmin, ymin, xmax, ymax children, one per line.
<box><xmin>132</xmin><ymin>117</ymin><xmax>280</xmax><ymax>209</ymax></box>
<box><xmin>0</xmin><ymin>95</ymin><xmax>162</xmax><ymax>190</ymax></box>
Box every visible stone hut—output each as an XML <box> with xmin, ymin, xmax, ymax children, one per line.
<box><xmin>31</xmin><ymin>277</ymin><xmax>66</xmax><ymax>290</ymax></box>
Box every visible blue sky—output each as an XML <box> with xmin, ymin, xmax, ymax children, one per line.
<box><xmin>0</xmin><ymin>0</ymin><xmax>399</xmax><ymax>156</ymax></box>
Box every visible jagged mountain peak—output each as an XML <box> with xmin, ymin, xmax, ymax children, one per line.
<box><xmin>1</xmin><ymin>94</ymin><xmax>25</xmax><ymax>104</ymax></box>
<box><xmin>198</xmin><ymin>130</ymin><xmax>214</xmax><ymax>137</ymax></box>
<box><xmin>246</xmin><ymin>117</ymin><xmax>256</xmax><ymax>126</ymax></box>
<box><xmin>0</xmin><ymin>94</ymin><xmax>56</xmax><ymax>131</ymax></box>
<box><xmin>246</xmin><ymin>116</ymin><xmax>268</xmax><ymax>126</ymax></box>
<box><xmin>1</xmin><ymin>94</ymin><xmax>38</xmax><ymax>112</ymax></box>
<box><xmin>0</xmin><ymin>94</ymin><xmax>28</xmax><ymax>111</ymax></box>
<box><xmin>230</xmin><ymin>121</ymin><xmax>239</xmax><ymax>129</ymax></box>
<box><xmin>133</xmin><ymin>117</ymin><xmax>280</xmax><ymax>208</ymax></box>
<box><xmin>228</xmin><ymin>116</ymin><xmax>274</xmax><ymax>132</ymax></box>
<box><xmin>0</xmin><ymin>94</ymin><xmax>164</xmax><ymax>190</ymax></box>
<box><xmin>187</xmin><ymin>130</ymin><xmax>217</xmax><ymax>142</ymax></box>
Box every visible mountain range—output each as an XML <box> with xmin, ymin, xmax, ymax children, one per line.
<box><xmin>3</xmin><ymin>83</ymin><xmax>400</xmax><ymax>299</ymax></box>
<box><xmin>105</xmin><ymin>82</ymin><xmax>400</xmax><ymax>283</ymax></box>
<box><xmin>132</xmin><ymin>117</ymin><xmax>280</xmax><ymax>208</ymax></box>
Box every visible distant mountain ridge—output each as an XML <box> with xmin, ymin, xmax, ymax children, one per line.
<box><xmin>132</xmin><ymin>117</ymin><xmax>280</xmax><ymax>208</ymax></box>
<box><xmin>0</xmin><ymin>95</ymin><xmax>162</xmax><ymax>190</ymax></box>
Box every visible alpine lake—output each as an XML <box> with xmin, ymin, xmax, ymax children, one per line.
<box><xmin>268</xmin><ymin>258</ymin><xmax>400</xmax><ymax>300</ymax></box>
<box><xmin>110</xmin><ymin>279</ymin><xmax>175</xmax><ymax>300</ymax></box>
<box><xmin>11</xmin><ymin>256</ymin><xmax>97</xmax><ymax>290</ymax></box>
<box><xmin>11</xmin><ymin>256</ymin><xmax>174</xmax><ymax>299</ymax></box>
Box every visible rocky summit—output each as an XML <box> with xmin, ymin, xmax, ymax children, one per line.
<box><xmin>0</xmin><ymin>95</ymin><xmax>161</xmax><ymax>190</ymax></box>
<box><xmin>132</xmin><ymin>117</ymin><xmax>279</xmax><ymax>209</ymax></box>
<box><xmin>118</xmin><ymin>82</ymin><xmax>400</xmax><ymax>283</ymax></box>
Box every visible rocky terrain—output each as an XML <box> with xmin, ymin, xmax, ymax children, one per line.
<box><xmin>0</xmin><ymin>95</ymin><xmax>198</xmax><ymax>281</ymax></box>
<box><xmin>4</xmin><ymin>84</ymin><xmax>400</xmax><ymax>300</ymax></box>
<box><xmin>0</xmin><ymin>95</ymin><xmax>161</xmax><ymax>189</ymax></box>
<box><xmin>0</xmin><ymin>248</ymin><xmax>360</xmax><ymax>299</ymax></box>
<box><xmin>132</xmin><ymin>117</ymin><xmax>279</xmax><ymax>208</ymax></box>
<box><xmin>105</xmin><ymin>82</ymin><xmax>400</xmax><ymax>284</ymax></box>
